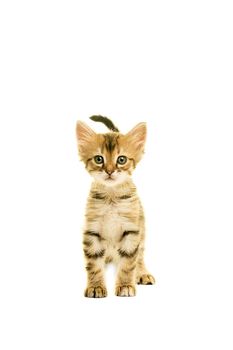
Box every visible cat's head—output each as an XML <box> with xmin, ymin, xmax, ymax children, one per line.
<box><xmin>76</xmin><ymin>120</ymin><xmax>146</xmax><ymax>187</ymax></box>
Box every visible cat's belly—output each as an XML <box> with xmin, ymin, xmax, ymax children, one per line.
<box><xmin>87</xmin><ymin>202</ymin><xmax>138</xmax><ymax>242</ymax></box>
<box><xmin>102</xmin><ymin>205</ymin><xmax>123</xmax><ymax>239</ymax></box>
<box><xmin>84</xmin><ymin>200</ymin><xmax>142</xmax><ymax>264</ymax></box>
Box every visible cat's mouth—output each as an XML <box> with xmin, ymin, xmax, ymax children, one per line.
<box><xmin>105</xmin><ymin>176</ymin><xmax>114</xmax><ymax>181</ymax></box>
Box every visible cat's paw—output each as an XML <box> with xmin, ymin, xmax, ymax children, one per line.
<box><xmin>137</xmin><ymin>274</ymin><xmax>155</xmax><ymax>285</ymax></box>
<box><xmin>115</xmin><ymin>285</ymin><xmax>136</xmax><ymax>297</ymax></box>
<box><xmin>84</xmin><ymin>286</ymin><xmax>107</xmax><ymax>298</ymax></box>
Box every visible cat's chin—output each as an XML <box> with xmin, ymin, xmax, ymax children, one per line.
<box><xmin>95</xmin><ymin>178</ymin><xmax>124</xmax><ymax>187</ymax></box>
<box><xmin>104</xmin><ymin>178</ymin><xmax>122</xmax><ymax>187</ymax></box>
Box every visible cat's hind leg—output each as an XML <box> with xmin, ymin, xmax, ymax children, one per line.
<box><xmin>136</xmin><ymin>248</ymin><xmax>155</xmax><ymax>285</ymax></box>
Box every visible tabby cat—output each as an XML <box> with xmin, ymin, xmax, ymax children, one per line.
<box><xmin>76</xmin><ymin>115</ymin><xmax>155</xmax><ymax>297</ymax></box>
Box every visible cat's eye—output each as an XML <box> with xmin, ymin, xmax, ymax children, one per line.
<box><xmin>117</xmin><ymin>155</ymin><xmax>127</xmax><ymax>165</ymax></box>
<box><xmin>94</xmin><ymin>155</ymin><xmax>104</xmax><ymax>164</ymax></box>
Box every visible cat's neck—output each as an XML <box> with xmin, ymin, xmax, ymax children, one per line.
<box><xmin>91</xmin><ymin>179</ymin><xmax>136</xmax><ymax>196</ymax></box>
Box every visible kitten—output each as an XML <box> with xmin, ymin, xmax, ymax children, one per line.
<box><xmin>76</xmin><ymin>115</ymin><xmax>155</xmax><ymax>297</ymax></box>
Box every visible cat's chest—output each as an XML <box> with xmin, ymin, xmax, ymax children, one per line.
<box><xmin>93</xmin><ymin>200</ymin><xmax>135</xmax><ymax>239</ymax></box>
<box><xmin>102</xmin><ymin>202</ymin><xmax>126</xmax><ymax>233</ymax></box>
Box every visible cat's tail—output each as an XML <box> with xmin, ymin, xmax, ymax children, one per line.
<box><xmin>90</xmin><ymin>115</ymin><xmax>119</xmax><ymax>132</ymax></box>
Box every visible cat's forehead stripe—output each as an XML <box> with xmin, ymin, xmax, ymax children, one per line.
<box><xmin>103</xmin><ymin>133</ymin><xmax>119</xmax><ymax>153</ymax></box>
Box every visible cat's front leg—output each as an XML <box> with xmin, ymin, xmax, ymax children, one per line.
<box><xmin>115</xmin><ymin>244</ymin><xmax>139</xmax><ymax>297</ymax></box>
<box><xmin>83</xmin><ymin>230</ymin><xmax>107</xmax><ymax>298</ymax></box>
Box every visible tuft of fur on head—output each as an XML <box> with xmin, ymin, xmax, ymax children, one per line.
<box><xmin>76</xmin><ymin>119</ymin><xmax>146</xmax><ymax>187</ymax></box>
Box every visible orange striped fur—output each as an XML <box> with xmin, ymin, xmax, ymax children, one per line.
<box><xmin>76</xmin><ymin>118</ymin><xmax>155</xmax><ymax>297</ymax></box>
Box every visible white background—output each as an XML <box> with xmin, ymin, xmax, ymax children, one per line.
<box><xmin>0</xmin><ymin>1</ymin><xmax>233</xmax><ymax>349</ymax></box>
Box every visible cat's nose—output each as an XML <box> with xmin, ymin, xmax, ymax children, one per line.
<box><xmin>106</xmin><ymin>169</ymin><xmax>114</xmax><ymax>175</ymax></box>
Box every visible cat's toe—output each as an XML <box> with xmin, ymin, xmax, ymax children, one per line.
<box><xmin>115</xmin><ymin>285</ymin><xmax>136</xmax><ymax>297</ymax></box>
<box><xmin>137</xmin><ymin>274</ymin><xmax>155</xmax><ymax>285</ymax></box>
<box><xmin>84</xmin><ymin>286</ymin><xmax>107</xmax><ymax>298</ymax></box>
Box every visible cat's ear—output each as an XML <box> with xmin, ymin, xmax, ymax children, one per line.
<box><xmin>126</xmin><ymin>122</ymin><xmax>147</xmax><ymax>151</ymax></box>
<box><xmin>76</xmin><ymin>121</ymin><xmax>95</xmax><ymax>145</ymax></box>
<box><xmin>76</xmin><ymin>121</ymin><xmax>96</xmax><ymax>157</ymax></box>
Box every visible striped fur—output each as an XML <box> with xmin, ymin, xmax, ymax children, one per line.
<box><xmin>76</xmin><ymin>118</ymin><xmax>155</xmax><ymax>297</ymax></box>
